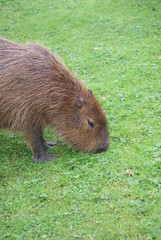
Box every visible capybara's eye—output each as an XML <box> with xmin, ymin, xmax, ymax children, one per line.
<box><xmin>87</xmin><ymin>118</ymin><xmax>94</xmax><ymax>128</ymax></box>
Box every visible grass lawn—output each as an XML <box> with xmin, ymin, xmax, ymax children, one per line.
<box><xmin>0</xmin><ymin>0</ymin><xmax>161</xmax><ymax>239</ymax></box>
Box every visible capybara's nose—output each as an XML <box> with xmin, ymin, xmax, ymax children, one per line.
<box><xmin>96</xmin><ymin>138</ymin><xmax>109</xmax><ymax>153</ymax></box>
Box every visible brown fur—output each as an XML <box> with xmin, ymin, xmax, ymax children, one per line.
<box><xmin>0</xmin><ymin>38</ymin><xmax>109</xmax><ymax>162</ymax></box>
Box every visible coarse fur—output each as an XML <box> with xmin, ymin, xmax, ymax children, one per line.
<box><xmin>0</xmin><ymin>38</ymin><xmax>109</xmax><ymax>163</ymax></box>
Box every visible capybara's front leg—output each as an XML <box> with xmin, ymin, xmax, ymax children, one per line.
<box><xmin>44</xmin><ymin>141</ymin><xmax>57</xmax><ymax>149</ymax></box>
<box><xmin>39</xmin><ymin>135</ymin><xmax>56</xmax><ymax>149</ymax></box>
<box><xmin>24</xmin><ymin>129</ymin><xmax>54</xmax><ymax>163</ymax></box>
<box><xmin>34</xmin><ymin>151</ymin><xmax>54</xmax><ymax>164</ymax></box>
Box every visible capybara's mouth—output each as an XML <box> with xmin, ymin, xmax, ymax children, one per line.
<box><xmin>95</xmin><ymin>139</ymin><xmax>110</xmax><ymax>153</ymax></box>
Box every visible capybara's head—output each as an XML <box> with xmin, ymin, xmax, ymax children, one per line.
<box><xmin>53</xmin><ymin>82</ymin><xmax>109</xmax><ymax>153</ymax></box>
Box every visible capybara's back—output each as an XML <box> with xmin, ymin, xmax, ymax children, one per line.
<box><xmin>0</xmin><ymin>38</ymin><xmax>109</xmax><ymax>163</ymax></box>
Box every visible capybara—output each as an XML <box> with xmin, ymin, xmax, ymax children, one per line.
<box><xmin>0</xmin><ymin>38</ymin><xmax>109</xmax><ymax>163</ymax></box>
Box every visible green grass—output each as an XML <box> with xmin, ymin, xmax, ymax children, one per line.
<box><xmin>0</xmin><ymin>0</ymin><xmax>161</xmax><ymax>239</ymax></box>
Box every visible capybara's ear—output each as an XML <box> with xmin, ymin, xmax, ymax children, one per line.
<box><xmin>88</xmin><ymin>89</ymin><xmax>93</xmax><ymax>94</ymax></box>
<box><xmin>75</xmin><ymin>97</ymin><xmax>86</xmax><ymax>109</ymax></box>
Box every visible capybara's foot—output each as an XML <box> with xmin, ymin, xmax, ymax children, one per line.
<box><xmin>44</xmin><ymin>141</ymin><xmax>56</xmax><ymax>149</ymax></box>
<box><xmin>34</xmin><ymin>153</ymin><xmax>54</xmax><ymax>164</ymax></box>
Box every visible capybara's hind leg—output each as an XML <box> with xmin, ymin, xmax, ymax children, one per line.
<box><xmin>23</xmin><ymin>129</ymin><xmax>54</xmax><ymax>163</ymax></box>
